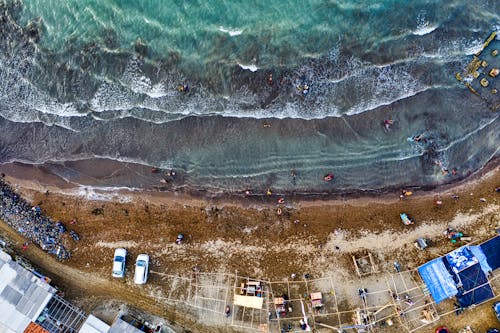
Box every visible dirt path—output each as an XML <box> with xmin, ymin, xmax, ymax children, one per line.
<box><xmin>0</xmin><ymin>220</ymin><xmax>223</xmax><ymax>333</ymax></box>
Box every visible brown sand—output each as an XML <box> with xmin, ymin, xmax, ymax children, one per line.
<box><xmin>0</xmin><ymin>163</ymin><xmax>499</xmax><ymax>332</ymax></box>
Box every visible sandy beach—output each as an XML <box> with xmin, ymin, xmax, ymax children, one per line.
<box><xmin>0</xmin><ymin>159</ymin><xmax>499</xmax><ymax>332</ymax></box>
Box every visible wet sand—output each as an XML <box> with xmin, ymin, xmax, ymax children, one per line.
<box><xmin>1</xmin><ymin>154</ymin><xmax>499</xmax><ymax>202</ymax></box>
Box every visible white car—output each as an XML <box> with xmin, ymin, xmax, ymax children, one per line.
<box><xmin>134</xmin><ymin>254</ymin><xmax>149</xmax><ymax>284</ymax></box>
<box><xmin>112</xmin><ymin>248</ymin><xmax>127</xmax><ymax>278</ymax></box>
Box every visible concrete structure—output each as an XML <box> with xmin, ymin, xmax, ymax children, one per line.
<box><xmin>0</xmin><ymin>250</ymin><xmax>55</xmax><ymax>333</ymax></box>
<box><xmin>79</xmin><ymin>315</ymin><xmax>110</xmax><ymax>333</ymax></box>
<box><xmin>108</xmin><ymin>318</ymin><xmax>145</xmax><ymax>333</ymax></box>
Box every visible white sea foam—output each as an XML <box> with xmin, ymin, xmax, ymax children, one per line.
<box><xmin>413</xmin><ymin>12</ymin><xmax>438</xmax><ymax>37</ymax></box>
<box><xmin>412</xmin><ymin>24</ymin><xmax>438</xmax><ymax>36</ymax></box>
<box><xmin>0</xmin><ymin>24</ymin><xmax>480</xmax><ymax>128</ymax></box>
<box><xmin>238</xmin><ymin>63</ymin><xmax>258</xmax><ymax>72</ymax></box>
<box><xmin>147</xmin><ymin>83</ymin><xmax>169</xmax><ymax>98</ymax></box>
<box><xmin>75</xmin><ymin>186</ymin><xmax>136</xmax><ymax>202</ymax></box>
<box><xmin>34</xmin><ymin>101</ymin><xmax>83</xmax><ymax>117</ymax></box>
<box><xmin>463</xmin><ymin>40</ymin><xmax>484</xmax><ymax>55</ymax></box>
<box><xmin>218</xmin><ymin>26</ymin><xmax>243</xmax><ymax>36</ymax></box>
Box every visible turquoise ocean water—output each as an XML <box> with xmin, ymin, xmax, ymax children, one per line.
<box><xmin>0</xmin><ymin>0</ymin><xmax>498</xmax><ymax>193</ymax></box>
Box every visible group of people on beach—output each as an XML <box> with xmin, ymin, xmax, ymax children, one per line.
<box><xmin>0</xmin><ymin>177</ymin><xmax>70</xmax><ymax>259</ymax></box>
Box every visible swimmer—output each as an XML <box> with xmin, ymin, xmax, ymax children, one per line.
<box><xmin>291</xmin><ymin>169</ymin><xmax>297</xmax><ymax>185</ymax></box>
<box><xmin>323</xmin><ymin>173</ymin><xmax>334</xmax><ymax>182</ymax></box>
<box><xmin>384</xmin><ymin>119</ymin><xmax>394</xmax><ymax>130</ymax></box>
<box><xmin>263</xmin><ymin>123</ymin><xmax>271</xmax><ymax>128</ymax></box>
<box><xmin>267</xmin><ymin>73</ymin><xmax>273</xmax><ymax>85</ymax></box>
<box><xmin>177</xmin><ymin>84</ymin><xmax>189</xmax><ymax>93</ymax></box>
<box><xmin>302</xmin><ymin>84</ymin><xmax>310</xmax><ymax>95</ymax></box>
<box><xmin>413</xmin><ymin>134</ymin><xmax>424</xmax><ymax>142</ymax></box>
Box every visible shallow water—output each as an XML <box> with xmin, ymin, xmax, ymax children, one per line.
<box><xmin>0</xmin><ymin>0</ymin><xmax>498</xmax><ymax>193</ymax></box>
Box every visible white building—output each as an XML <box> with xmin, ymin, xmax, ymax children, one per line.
<box><xmin>0</xmin><ymin>250</ymin><xmax>55</xmax><ymax>333</ymax></box>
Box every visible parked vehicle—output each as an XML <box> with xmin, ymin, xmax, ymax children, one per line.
<box><xmin>112</xmin><ymin>248</ymin><xmax>127</xmax><ymax>278</ymax></box>
<box><xmin>134</xmin><ymin>254</ymin><xmax>149</xmax><ymax>284</ymax></box>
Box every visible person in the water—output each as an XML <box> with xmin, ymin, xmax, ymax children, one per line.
<box><xmin>384</xmin><ymin>119</ymin><xmax>394</xmax><ymax>130</ymax></box>
<box><xmin>413</xmin><ymin>134</ymin><xmax>424</xmax><ymax>142</ymax></box>
<box><xmin>177</xmin><ymin>84</ymin><xmax>189</xmax><ymax>93</ymax></box>
<box><xmin>323</xmin><ymin>173</ymin><xmax>334</xmax><ymax>182</ymax></box>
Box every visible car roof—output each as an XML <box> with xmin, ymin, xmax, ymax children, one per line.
<box><xmin>134</xmin><ymin>265</ymin><xmax>146</xmax><ymax>283</ymax></box>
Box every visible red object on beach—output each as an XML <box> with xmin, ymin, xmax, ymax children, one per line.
<box><xmin>435</xmin><ymin>327</ymin><xmax>449</xmax><ymax>333</ymax></box>
<box><xmin>323</xmin><ymin>173</ymin><xmax>334</xmax><ymax>182</ymax></box>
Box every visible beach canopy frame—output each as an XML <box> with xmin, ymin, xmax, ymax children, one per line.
<box><xmin>353</xmin><ymin>252</ymin><xmax>378</xmax><ymax>277</ymax></box>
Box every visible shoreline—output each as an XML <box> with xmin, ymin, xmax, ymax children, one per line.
<box><xmin>0</xmin><ymin>147</ymin><xmax>498</xmax><ymax>333</ymax></box>
<box><xmin>1</xmin><ymin>155</ymin><xmax>498</xmax><ymax>209</ymax></box>
<box><xmin>0</xmin><ymin>156</ymin><xmax>498</xmax><ymax>333</ymax></box>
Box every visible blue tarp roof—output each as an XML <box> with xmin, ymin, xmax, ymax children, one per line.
<box><xmin>445</xmin><ymin>246</ymin><xmax>478</xmax><ymax>273</ymax></box>
<box><xmin>418</xmin><ymin>258</ymin><xmax>458</xmax><ymax>303</ymax></box>
<box><xmin>457</xmin><ymin>263</ymin><xmax>494</xmax><ymax>307</ymax></box>
<box><xmin>470</xmin><ymin>245</ymin><xmax>492</xmax><ymax>275</ymax></box>
<box><xmin>480</xmin><ymin>235</ymin><xmax>500</xmax><ymax>270</ymax></box>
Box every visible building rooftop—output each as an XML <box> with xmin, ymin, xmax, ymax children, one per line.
<box><xmin>0</xmin><ymin>250</ymin><xmax>56</xmax><ymax>333</ymax></box>
<box><xmin>79</xmin><ymin>315</ymin><xmax>110</xmax><ymax>333</ymax></box>
<box><xmin>23</xmin><ymin>322</ymin><xmax>50</xmax><ymax>333</ymax></box>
